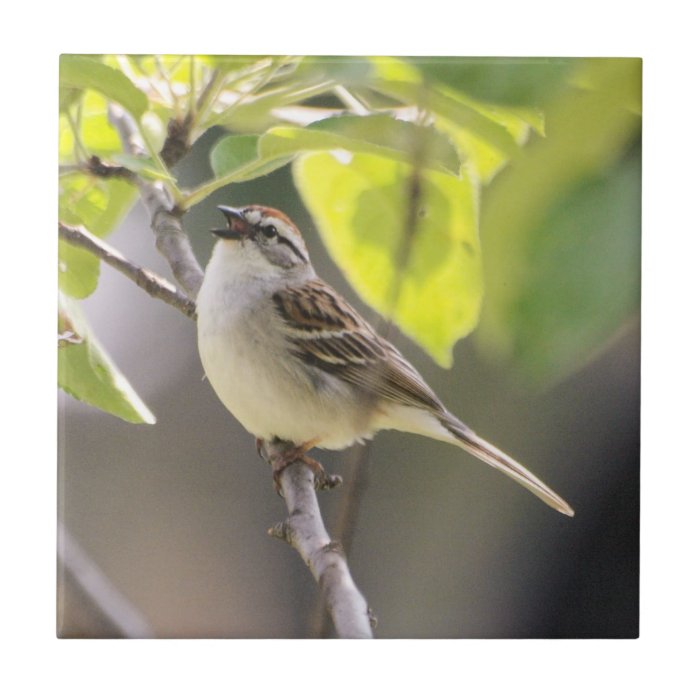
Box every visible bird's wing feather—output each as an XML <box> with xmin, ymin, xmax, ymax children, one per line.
<box><xmin>272</xmin><ymin>279</ymin><xmax>574</xmax><ymax>516</ymax></box>
<box><xmin>272</xmin><ymin>279</ymin><xmax>443</xmax><ymax>413</ymax></box>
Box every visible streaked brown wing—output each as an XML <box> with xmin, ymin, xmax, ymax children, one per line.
<box><xmin>272</xmin><ymin>280</ymin><xmax>443</xmax><ymax>413</ymax></box>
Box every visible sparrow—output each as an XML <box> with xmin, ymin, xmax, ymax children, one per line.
<box><xmin>196</xmin><ymin>204</ymin><xmax>574</xmax><ymax>516</ymax></box>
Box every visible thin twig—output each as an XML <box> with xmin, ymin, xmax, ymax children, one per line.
<box><xmin>57</xmin><ymin>522</ymin><xmax>154</xmax><ymax>638</ymax></box>
<box><xmin>154</xmin><ymin>55</ymin><xmax>183</xmax><ymax>119</ymax></box>
<box><xmin>262</xmin><ymin>441</ymin><xmax>374</xmax><ymax>639</ymax></box>
<box><xmin>85</xmin><ymin>154</ymin><xmax>137</xmax><ymax>182</ymax></box>
<box><xmin>333</xmin><ymin>85</ymin><xmax>371</xmax><ymax>115</ymax></box>
<box><xmin>58</xmin><ymin>222</ymin><xmax>196</xmax><ymax>319</ymax></box>
<box><xmin>195</xmin><ymin>67</ymin><xmax>223</xmax><ymax>116</ymax></box>
<box><xmin>108</xmin><ymin>104</ymin><xmax>204</xmax><ymax>299</ymax></box>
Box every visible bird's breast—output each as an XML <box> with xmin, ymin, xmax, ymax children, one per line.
<box><xmin>196</xmin><ymin>275</ymin><xmax>374</xmax><ymax>449</ymax></box>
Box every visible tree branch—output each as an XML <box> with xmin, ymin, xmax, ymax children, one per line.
<box><xmin>103</xmin><ymin>103</ymin><xmax>374</xmax><ymax>638</ymax></box>
<box><xmin>263</xmin><ymin>441</ymin><xmax>374</xmax><ymax>639</ymax></box>
<box><xmin>85</xmin><ymin>154</ymin><xmax>137</xmax><ymax>182</ymax></box>
<box><xmin>59</xmin><ymin>222</ymin><xmax>196</xmax><ymax>319</ymax></box>
<box><xmin>310</xmin><ymin>442</ymin><xmax>373</xmax><ymax>637</ymax></box>
<box><xmin>58</xmin><ymin>521</ymin><xmax>154</xmax><ymax>638</ymax></box>
<box><xmin>159</xmin><ymin>112</ymin><xmax>193</xmax><ymax>168</ymax></box>
<box><xmin>108</xmin><ymin>104</ymin><xmax>204</xmax><ymax>299</ymax></box>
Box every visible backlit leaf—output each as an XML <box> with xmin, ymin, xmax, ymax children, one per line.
<box><xmin>58</xmin><ymin>294</ymin><xmax>156</xmax><ymax>424</ymax></box>
<box><xmin>261</xmin><ymin>116</ymin><xmax>461</xmax><ymax>175</ymax></box>
<box><xmin>58</xmin><ymin>240</ymin><xmax>100</xmax><ymax>300</ymax></box>
<box><xmin>60</xmin><ymin>55</ymin><xmax>148</xmax><ymax>117</ymax></box>
<box><xmin>59</xmin><ymin>174</ymin><xmax>136</xmax><ymax>237</ymax></box>
<box><xmin>294</xmin><ymin>152</ymin><xmax>482</xmax><ymax>367</ymax></box>
<box><xmin>58</xmin><ymin>176</ymin><xmax>137</xmax><ymax>298</ymax></box>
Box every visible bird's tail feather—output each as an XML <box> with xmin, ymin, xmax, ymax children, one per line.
<box><xmin>440</xmin><ymin>413</ymin><xmax>574</xmax><ymax>517</ymax></box>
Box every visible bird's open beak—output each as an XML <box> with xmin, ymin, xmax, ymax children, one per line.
<box><xmin>211</xmin><ymin>205</ymin><xmax>248</xmax><ymax>239</ymax></box>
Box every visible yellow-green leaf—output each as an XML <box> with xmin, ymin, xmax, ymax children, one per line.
<box><xmin>210</xmin><ymin>134</ymin><xmax>265</xmax><ymax>176</ymax></box>
<box><xmin>59</xmin><ymin>174</ymin><xmax>136</xmax><ymax>238</ymax></box>
<box><xmin>58</xmin><ymin>240</ymin><xmax>100</xmax><ymax>300</ymax></box>
<box><xmin>58</xmin><ymin>176</ymin><xmax>137</xmax><ymax>298</ymax></box>
<box><xmin>58</xmin><ymin>294</ymin><xmax>156</xmax><ymax>424</ymax></box>
<box><xmin>261</xmin><ymin>116</ymin><xmax>461</xmax><ymax>176</ymax></box>
<box><xmin>60</xmin><ymin>55</ymin><xmax>148</xmax><ymax>118</ymax></box>
<box><xmin>411</xmin><ymin>57</ymin><xmax>575</xmax><ymax>107</ymax></box>
<box><xmin>370</xmin><ymin>68</ymin><xmax>539</xmax><ymax>182</ymax></box>
<box><xmin>294</xmin><ymin>152</ymin><xmax>482</xmax><ymax>367</ymax></box>
<box><xmin>208</xmin><ymin>134</ymin><xmax>293</xmax><ymax>186</ymax></box>
<box><xmin>372</xmin><ymin>79</ymin><xmax>520</xmax><ymax>160</ymax></box>
<box><xmin>59</xmin><ymin>91</ymin><xmax>123</xmax><ymax>162</ymax></box>
<box><xmin>112</xmin><ymin>153</ymin><xmax>175</xmax><ymax>181</ymax></box>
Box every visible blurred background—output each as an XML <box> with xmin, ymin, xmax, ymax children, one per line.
<box><xmin>58</xmin><ymin>150</ymin><xmax>639</xmax><ymax>639</ymax></box>
<box><xmin>58</xmin><ymin>58</ymin><xmax>640</xmax><ymax>638</ymax></box>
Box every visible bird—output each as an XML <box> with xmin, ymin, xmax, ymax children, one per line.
<box><xmin>196</xmin><ymin>204</ymin><xmax>574</xmax><ymax>516</ymax></box>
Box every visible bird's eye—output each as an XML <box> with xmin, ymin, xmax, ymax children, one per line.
<box><xmin>261</xmin><ymin>224</ymin><xmax>278</xmax><ymax>239</ymax></box>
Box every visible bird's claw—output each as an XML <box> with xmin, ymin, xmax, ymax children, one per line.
<box><xmin>255</xmin><ymin>437</ymin><xmax>265</xmax><ymax>460</ymax></box>
<box><xmin>268</xmin><ymin>447</ymin><xmax>342</xmax><ymax>495</ymax></box>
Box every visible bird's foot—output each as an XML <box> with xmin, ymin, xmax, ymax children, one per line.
<box><xmin>264</xmin><ymin>440</ymin><xmax>342</xmax><ymax>494</ymax></box>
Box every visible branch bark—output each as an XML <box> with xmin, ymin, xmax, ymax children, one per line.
<box><xmin>59</xmin><ymin>222</ymin><xmax>196</xmax><ymax>319</ymax></box>
<box><xmin>263</xmin><ymin>441</ymin><xmax>374</xmax><ymax>639</ymax></box>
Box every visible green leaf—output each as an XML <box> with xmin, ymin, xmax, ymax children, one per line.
<box><xmin>58</xmin><ymin>294</ymin><xmax>156</xmax><ymax>424</ymax></box>
<box><xmin>209</xmin><ymin>134</ymin><xmax>293</xmax><ymax>182</ymax></box>
<box><xmin>203</xmin><ymin>117</ymin><xmax>462</xmax><ymax>209</ymax></box>
<box><xmin>294</xmin><ymin>56</ymin><xmax>375</xmax><ymax>85</ymax></box>
<box><xmin>206</xmin><ymin>56</ymin><xmax>372</xmax><ymax>132</ymax></box>
<box><xmin>260</xmin><ymin>116</ymin><xmax>461</xmax><ymax>175</ymax></box>
<box><xmin>411</xmin><ymin>57</ymin><xmax>575</xmax><ymax>106</ymax></box>
<box><xmin>140</xmin><ymin>110</ymin><xmax>167</xmax><ymax>154</ymax></box>
<box><xmin>433</xmin><ymin>92</ymin><xmax>542</xmax><ymax>183</ymax></box>
<box><xmin>211</xmin><ymin>80</ymin><xmax>334</xmax><ymax>132</ymax></box>
<box><xmin>59</xmin><ymin>91</ymin><xmax>123</xmax><ymax>162</ymax></box>
<box><xmin>111</xmin><ymin>153</ymin><xmax>175</xmax><ymax>181</ymax></box>
<box><xmin>294</xmin><ymin>152</ymin><xmax>482</xmax><ymax>367</ymax></box>
<box><xmin>185</xmin><ymin>134</ymin><xmax>289</xmax><ymax>208</ymax></box>
<box><xmin>58</xmin><ymin>176</ymin><xmax>137</xmax><ymax>298</ymax></box>
<box><xmin>370</xmin><ymin>56</ymin><xmax>423</xmax><ymax>83</ymax></box>
<box><xmin>60</xmin><ymin>55</ymin><xmax>148</xmax><ymax>117</ymax></box>
<box><xmin>59</xmin><ymin>174</ymin><xmax>137</xmax><ymax>238</ymax></box>
<box><xmin>573</xmin><ymin>58</ymin><xmax>642</xmax><ymax>115</ymax></box>
<box><xmin>58</xmin><ymin>239</ymin><xmax>100</xmax><ymax>299</ymax></box>
<box><xmin>477</xmin><ymin>59</ymin><xmax>642</xmax><ymax>382</ymax></box>
<box><xmin>201</xmin><ymin>54</ymin><xmax>271</xmax><ymax>72</ymax></box>
<box><xmin>371</xmin><ymin>80</ymin><xmax>521</xmax><ymax>159</ymax></box>
<box><xmin>59</xmin><ymin>86</ymin><xmax>81</xmax><ymax>113</ymax></box>
<box><xmin>210</xmin><ymin>134</ymin><xmax>260</xmax><ymax>175</ymax></box>
<box><xmin>496</xmin><ymin>154</ymin><xmax>640</xmax><ymax>383</ymax></box>
<box><xmin>370</xmin><ymin>71</ymin><xmax>545</xmax><ymax>182</ymax></box>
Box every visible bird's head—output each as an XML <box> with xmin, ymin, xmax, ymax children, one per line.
<box><xmin>211</xmin><ymin>204</ymin><xmax>310</xmax><ymax>272</ymax></box>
